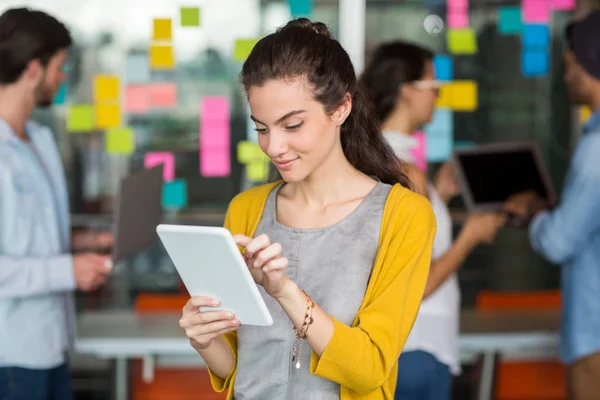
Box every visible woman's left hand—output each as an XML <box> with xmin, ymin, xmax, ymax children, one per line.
<box><xmin>233</xmin><ymin>234</ymin><xmax>292</xmax><ymax>299</ymax></box>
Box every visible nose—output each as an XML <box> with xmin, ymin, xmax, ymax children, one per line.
<box><xmin>265</xmin><ymin>129</ymin><xmax>289</xmax><ymax>159</ymax></box>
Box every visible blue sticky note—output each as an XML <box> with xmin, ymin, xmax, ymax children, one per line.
<box><xmin>498</xmin><ymin>6</ymin><xmax>522</xmax><ymax>34</ymax></box>
<box><xmin>53</xmin><ymin>83</ymin><xmax>67</xmax><ymax>105</ymax></box>
<box><xmin>425</xmin><ymin>109</ymin><xmax>454</xmax><ymax>162</ymax></box>
<box><xmin>521</xmin><ymin>49</ymin><xmax>549</xmax><ymax>77</ymax></box>
<box><xmin>433</xmin><ymin>55</ymin><xmax>453</xmax><ymax>81</ymax></box>
<box><xmin>125</xmin><ymin>53</ymin><xmax>150</xmax><ymax>84</ymax></box>
<box><xmin>162</xmin><ymin>179</ymin><xmax>187</xmax><ymax>209</ymax></box>
<box><xmin>289</xmin><ymin>0</ymin><xmax>312</xmax><ymax>16</ymax></box>
<box><xmin>522</xmin><ymin>24</ymin><xmax>550</xmax><ymax>48</ymax></box>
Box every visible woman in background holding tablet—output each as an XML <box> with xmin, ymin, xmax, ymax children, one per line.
<box><xmin>179</xmin><ymin>19</ymin><xmax>436</xmax><ymax>399</ymax></box>
<box><xmin>360</xmin><ymin>41</ymin><xmax>505</xmax><ymax>400</ymax></box>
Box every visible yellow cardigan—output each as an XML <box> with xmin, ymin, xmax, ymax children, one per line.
<box><xmin>208</xmin><ymin>181</ymin><xmax>436</xmax><ymax>399</ymax></box>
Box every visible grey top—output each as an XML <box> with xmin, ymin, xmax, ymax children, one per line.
<box><xmin>233</xmin><ymin>181</ymin><xmax>392</xmax><ymax>400</ymax></box>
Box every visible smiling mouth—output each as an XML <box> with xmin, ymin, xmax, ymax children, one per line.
<box><xmin>274</xmin><ymin>158</ymin><xmax>298</xmax><ymax>169</ymax></box>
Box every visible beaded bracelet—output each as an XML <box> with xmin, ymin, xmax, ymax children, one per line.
<box><xmin>291</xmin><ymin>289</ymin><xmax>315</xmax><ymax>369</ymax></box>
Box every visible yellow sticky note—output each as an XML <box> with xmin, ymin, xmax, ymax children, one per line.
<box><xmin>450</xmin><ymin>81</ymin><xmax>478</xmax><ymax>111</ymax></box>
<box><xmin>94</xmin><ymin>75</ymin><xmax>120</xmax><ymax>103</ymax></box>
<box><xmin>153</xmin><ymin>18</ymin><xmax>172</xmax><ymax>41</ymax></box>
<box><xmin>234</xmin><ymin>38</ymin><xmax>260</xmax><ymax>62</ymax></box>
<box><xmin>106</xmin><ymin>127</ymin><xmax>135</xmax><ymax>154</ymax></box>
<box><xmin>246</xmin><ymin>161</ymin><xmax>269</xmax><ymax>182</ymax></box>
<box><xmin>237</xmin><ymin>141</ymin><xmax>259</xmax><ymax>163</ymax></box>
<box><xmin>67</xmin><ymin>105</ymin><xmax>95</xmax><ymax>132</ymax></box>
<box><xmin>435</xmin><ymin>84</ymin><xmax>453</xmax><ymax>108</ymax></box>
<box><xmin>96</xmin><ymin>104</ymin><xmax>121</xmax><ymax>129</ymax></box>
<box><xmin>580</xmin><ymin>106</ymin><xmax>591</xmax><ymax>123</ymax></box>
<box><xmin>447</xmin><ymin>29</ymin><xmax>477</xmax><ymax>55</ymax></box>
<box><xmin>150</xmin><ymin>45</ymin><xmax>175</xmax><ymax>69</ymax></box>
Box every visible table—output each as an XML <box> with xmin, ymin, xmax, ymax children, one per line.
<box><xmin>75</xmin><ymin>309</ymin><xmax>561</xmax><ymax>400</ymax></box>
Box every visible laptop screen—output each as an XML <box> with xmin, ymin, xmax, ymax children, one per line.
<box><xmin>456</xmin><ymin>148</ymin><xmax>550</xmax><ymax>204</ymax></box>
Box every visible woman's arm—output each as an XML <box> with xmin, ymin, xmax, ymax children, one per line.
<box><xmin>200</xmin><ymin>333</ymin><xmax>237</xmax><ymax>383</ymax></box>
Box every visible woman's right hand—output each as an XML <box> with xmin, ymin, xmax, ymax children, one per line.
<box><xmin>462</xmin><ymin>212</ymin><xmax>506</xmax><ymax>245</ymax></box>
<box><xmin>179</xmin><ymin>296</ymin><xmax>241</xmax><ymax>351</ymax></box>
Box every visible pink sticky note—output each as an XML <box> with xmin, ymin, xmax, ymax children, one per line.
<box><xmin>550</xmin><ymin>0</ymin><xmax>574</xmax><ymax>10</ymax></box>
<box><xmin>150</xmin><ymin>83</ymin><xmax>177</xmax><ymax>108</ymax></box>
<box><xmin>201</xmin><ymin>96</ymin><xmax>229</xmax><ymax>121</ymax></box>
<box><xmin>523</xmin><ymin>0</ymin><xmax>550</xmax><ymax>23</ymax></box>
<box><xmin>447</xmin><ymin>11</ymin><xmax>469</xmax><ymax>28</ymax></box>
<box><xmin>125</xmin><ymin>85</ymin><xmax>150</xmax><ymax>113</ymax></box>
<box><xmin>201</xmin><ymin>121</ymin><xmax>230</xmax><ymax>148</ymax></box>
<box><xmin>410</xmin><ymin>132</ymin><xmax>427</xmax><ymax>172</ymax></box>
<box><xmin>144</xmin><ymin>152</ymin><xmax>175</xmax><ymax>181</ymax></box>
<box><xmin>447</xmin><ymin>0</ymin><xmax>468</xmax><ymax>11</ymax></box>
<box><xmin>200</xmin><ymin>148</ymin><xmax>231</xmax><ymax>177</ymax></box>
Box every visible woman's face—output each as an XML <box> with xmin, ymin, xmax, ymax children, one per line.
<box><xmin>247</xmin><ymin>78</ymin><xmax>350</xmax><ymax>183</ymax></box>
<box><xmin>401</xmin><ymin>60</ymin><xmax>439</xmax><ymax>127</ymax></box>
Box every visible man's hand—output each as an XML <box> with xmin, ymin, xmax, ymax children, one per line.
<box><xmin>72</xmin><ymin>253</ymin><xmax>112</xmax><ymax>292</ymax></box>
<box><xmin>504</xmin><ymin>190</ymin><xmax>548</xmax><ymax>222</ymax></box>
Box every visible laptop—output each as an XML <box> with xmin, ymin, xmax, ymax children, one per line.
<box><xmin>111</xmin><ymin>164</ymin><xmax>164</xmax><ymax>263</ymax></box>
<box><xmin>451</xmin><ymin>142</ymin><xmax>556</xmax><ymax>212</ymax></box>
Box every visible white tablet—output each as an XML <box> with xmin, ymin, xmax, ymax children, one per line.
<box><xmin>156</xmin><ymin>224</ymin><xmax>273</xmax><ymax>326</ymax></box>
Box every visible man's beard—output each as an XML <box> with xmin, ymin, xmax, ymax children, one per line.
<box><xmin>35</xmin><ymin>80</ymin><xmax>55</xmax><ymax>108</ymax></box>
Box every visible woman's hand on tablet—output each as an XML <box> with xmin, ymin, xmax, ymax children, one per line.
<box><xmin>179</xmin><ymin>297</ymin><xmax>240</xmax><ymax>351</ymax></box>
<box><xmin>233</xmin><ymin>234</ymin><xmax>292</xmax><ymax>299</ymax></box>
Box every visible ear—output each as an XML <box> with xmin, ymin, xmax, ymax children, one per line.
<box><xmin>331</xmin><ymin>92</ymin><xmax>352</xmax><ymax>126</ymax></box>
<box><xmin>24</xmin><ymin>59</ymin><xmax>44</xmax><ymax>84</ymax></box>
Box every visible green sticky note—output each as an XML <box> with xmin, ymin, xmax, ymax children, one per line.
<box><xmin>447</xmin><ymin>29</ymin><xmax>477</xmax><ymax>55</ymax></box>
<box><xmin>67</xmin><ymin>105</ymin><xmax>94</xmax><ymax>132</ymax></box>
<box><xmin>180</xmin><ymin>7</ymin><xmax>200</xmax><ymax>27</ymax></box>
<box><xmin>106</xmin><ymin>127</ymin><xmax>135</xmax><ymax>154</ymax></box>
<box><xmin>234</xmin><ymin>38</ymin><xmax>260</xmax><ymax>62</ymax></box>
<box><xmin>162</xmin><ymin>179</ymin><xmax>187</xmax><ymax>209</ymax></box>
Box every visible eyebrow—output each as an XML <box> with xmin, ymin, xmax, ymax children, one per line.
<box><xmin>250</xmin><ymin>110</ymin><xmax>306</xmax><ymax>126</ymax></box>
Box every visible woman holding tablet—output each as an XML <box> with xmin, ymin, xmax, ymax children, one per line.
<box><xmin>179</xmin><ymin>20</ymin><xmax>436</xmax><ymax>399</ymax></box>
<box><xmin>360</xmin><ymin>41</ymin><xmax>505</xmax><ymax>400</ymax></box>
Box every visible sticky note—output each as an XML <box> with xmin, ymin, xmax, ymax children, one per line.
<box><xmin>67</xmin><ymin>105</ymin><xmax>94</xmax><ymax>132</ymax></box>
<box><xmin>450</xmin><ymin>81</ymin><xmax>477</xmax><ymax>111</ymax></box>
<box><xmin>448</xmin><ymin>11</ymin><xmax>469</xmax><ymax>29</ymax></box>
<box><xmin>436</xmin><ymin>84</ymin><xmax>453</xmax><ymax>108</ymax></box>
<box><xmin>447</xmin><ymin>0</ymin><xmax>468</xmax><ymax>11</ymax></box>
<box><xmin>201</xmin><ymin>96</ymin><xmax>229</xmax><ymax>121</ymax></box>
<box><xmin>410</xmin><ymin>131</ymin><xmax>427</xmax><ymax>172</ymax></box>
<box><xmin>237</xmin><ymin>141</ymin><xmax>268</xmax><ymax>163</ymax></box>
<box><xmin>433</xmin><ymin>55</ymin><xmax>453</xmax><ymax>81</ymax></box>
<box><xmin>144</xmin><ymin>152</ymin><xmax>175</xmax><ymax>181</ymax></box>
<box><xmin>150</xmin><ymin>83</ymin><xmax>177</xmax><ymax>108</ymax></box>
<box><xmin>234</xmin><ymin>38</ymin><xmax>260</xmax><ymax>62</ymax></box>
<box><xmin>162</xmin><ymin>179</ymin><xmax>187</xmax><ymax>209</ymax></box>
<box><xmin>246</xmin><ymin>161</ymin><xmax>269</xmax><ymax>182</ymax></box>
<box><xmin>180</xmin><ymin>7</ymin><xmax>200</xmax><ymax>27</ymax></box>
<box><xmin>153</xmin><ymin>18</ymin><xmax>172</xmax><ymax>41</ymax></box>
<box><xmin>125</xmin><ymin>85</ymin><xmax>150</xmax><ymax>113</ymax></box>
<box><xmin>53</xmin><ymin>83</ymin><xmax>67</xmax><ymax>105</ymax></box>
<box><xmin>521</xmin><ymin>49</ymin><xmax>549</xmax><ymax>77</ymax></box>
<box><xmin>201</xmin><ymin>97</ymin><xmax>230</xmax><ymax>149</ymax></box>
<box><xmin>200</xmin><ymin>149</ymin><xmax>231</xmax><ymax>177</ymax></box>
<box><xmin>550</xmin><ymin>0</ymin><xmax>575</xmax><ymax>10</ymax></box>
<box><xmin>125</xmin><ymin>53</ymin><xmax>150</xmax><ymax>84</ymax></box>
<box><xmin>447</xmin><ymin>29</ymin><xmax>477</xmax><ymax>55</ymax></box>
<box><xmin>289</xmin><ymin>0</ymin><xmax>312</xmax><ymax>16</ymax></box>
<box><xmin>523</xmin><ymin>0</ymin><xmax>550</xmax><ymax>23</ymax></box>
<box><xmin>94</xmin><ymin>75</ymin><xmax>120</xmax><ymax>103</ymax></box>
<box><xmin>498</xmin><ymin>6</ymin><xmax>523</xmax><ymax>34</ymax></box>
<box><xmin>150</xmin><ymin>45</ymin><xmax>175</xmax><ymax>70</ymax></box>
<box><xmin>425</xmin><ymin>109</ymin><xmax>453</xmax><ymax>162</ymax></box>
<box><xmin>95</xmin><ymin>104</ymin><xmax>121</xmax><ymax>129</ymax></box>
<box><xmin>580</xmin><ymin>106</ymin><xmax>592</xmax><ymax>124</ymax></box>
<box><xmin>522</xmin><ymin>24</ymin><xmax>550</xmax><ymax>48</ymax></box>
<box><xmin>106</xmin><ymin>127</ymin><xmax>135</xmax><ymax>154</ymax></box>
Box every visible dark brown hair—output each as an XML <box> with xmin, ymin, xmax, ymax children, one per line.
<box><xmin>240</xmin><ymin>18</ymin><xmax>411</xmax><ymax>188</ymax></box>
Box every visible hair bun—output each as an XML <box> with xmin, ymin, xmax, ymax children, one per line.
<box><xmin>286</xmin><ymin>18</ymin><xmax>333</xmax><ymax>39</ymax></box>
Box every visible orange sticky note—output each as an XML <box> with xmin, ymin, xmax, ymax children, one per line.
<box><xmin>96</xmin><ymin>104</ymin><xmax>121</xmax><ymax>129</ymax></box>
<box><xmin>153</xmin><ymin>18</ymin><xmax>172</xmax><ymax>40</ymax></box>
<box><xmin>125</xmin><ymin>85</ymin><xmax>150</xmax><ymax>113</ymax></box>
<box><xmin>150</xmin><ymin>45</ymin><xmax>175</xmax><ymax>69</ymax></box>
<box><xmin>150</xmin><ymin>83</ymin><xmax>177</xmax><ymax>108</ymax></box>
<box><xmin>94</xmin><ymin>75</ymin><xmax>120</xmax><ymax>103</ymax></box>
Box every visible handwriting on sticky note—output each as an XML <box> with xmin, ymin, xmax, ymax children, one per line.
<box><xmin>234</xmin><ymin>38</ymin><xmax>260</xmax><ymax>62</ymax></box>
<box><xmin>246</xmin><ymin>161</ymin><xmax>269</xmax><ymax>182</ymax></box>
<box><xmin>200</xmin><ymin>149</ymin><xmax>231</xmax><ymax>177</ymax></box>
<box><xmin>180</xmin><ymin>7</ymin><xmax>200</xmax><ymax>27</ymax></box>
<box><xmin>498</xmin><ymin>6</ymin><xmax>523</xmax><ymax>34</ymax></box>
<box><xmin>450</xmin><ymin>81</ymin><xmax>477</xmax><ymax>111</ymax></box>
<box><xmin>289</xmin><ymin>0</ymin><xmax>313</xmax><ymax>16</ymax></box>
<box><xmin>153</xmin><ymin>18</ymin><xmax>172</xmax><ymax>40</ymax></box>
<box><xmin>125</xmin><ymin>53</ymin><xmax>150</xmax><ymax>84</ymax></box>
<box><xmin>162</xmin><ymin>179</ymin><xmax>187</xmax><ymax>209</ymax></box>
<box><xmin>95</xmin><ymin>104</ymin><xmax>121</xmax><ymax>129</ymax></box>
<box><xmin>447</xmin><ymin>11</ymin><xmax>469</xmax><ymax>29</ymax></box>
<box><xmin>150</xmin><ymin>83</ymin><xmax>177</xmax><ymax>108</ymax></box>
<box><xmin>150</xmin><ymin>45</ymin><xmax>175</xmax><ymax>69</ymax></box>
<box><xmin>523</xmin><ymin>0</ymin><xmax>550</xmax><ymax>23</ymax></box>
<box><xmin>144</xmin><ymin>152</ymin><xmax>175</xmax><ymax>181</ymax></box>
<box><xmin>125</xmin><ymin>85</ymin><xmax>150</xmax><ymax>113</ymax></box>
<box><xmin>67</xmin><ymin>105</ymin><xmax>94</xmax><ymax>132</ymax></box>
<box><xmin>94</xmin><ymin>75</ymin><xmax>120</xmax><ymax>103</ymax></box>
<box><xmin>106</xmin><ymin>127</ymin><xmax>135</xmax><ymax>154</ymax></box>
<box><xmin>447</xmin><ymin>29</ymin><xmax>477</xmax><ymax>54</ymax></box>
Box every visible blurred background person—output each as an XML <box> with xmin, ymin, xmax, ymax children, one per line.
<box><xmin>361</xmin><ymin>40</ymin><xmax>505</xmax><ymax>400</ymax></box>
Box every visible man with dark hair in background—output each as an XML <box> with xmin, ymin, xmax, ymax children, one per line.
<box><xmin>0</xmin><ymin>8</ymin><xmax>113</xmax><ymax>399</ymax></box>
<box><xmin>505</xmin><ymin>11</ymin><xmax>600</xmax><ymax>399</ymax></box>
